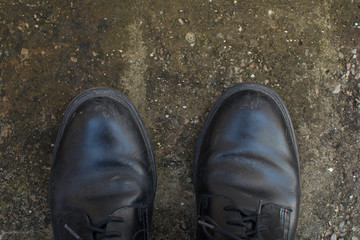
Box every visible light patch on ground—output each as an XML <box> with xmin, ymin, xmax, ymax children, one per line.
<box><xmin>297</xmin><ymin>2</ymin><xmax>345</xmax><ymax>238</ymax></box>
<box><xmin>121</xmin><ymin>22</ymin><xmax>148</xmax><ymax>115</ymax></box>
<box><xmin>0</xmin><ymin>124</ymin><xmax>12</xmax><ymax>145</ymax></box>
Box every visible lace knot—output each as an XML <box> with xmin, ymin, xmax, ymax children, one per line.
<box><xmin>64</xmin><ymin>216</ymin><xmax>124</xmax><ymax>240</ymax></box>
<box><xmin>198</xmin><ymin>200</ymin><xmax>264</xmax><ymax>240</ymax></box>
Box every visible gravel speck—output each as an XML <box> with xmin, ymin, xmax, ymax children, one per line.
<box><xmin>185</xmin><ymin>32</ymin><xmax>196</xmax><ymax>45</ymax></box>
<box><xmin>333</xmin><ymin>84</ymin><xmax>341</xmax><ymax>94</ymax></box>
<box><xmin>178</xmin><ymin>18</ymin><xmax>185</xmax><ymax>25</ymax></box>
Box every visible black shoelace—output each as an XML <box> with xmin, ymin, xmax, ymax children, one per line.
<box><xmin>198</xmin><ymin>201</ymin><xmax>268</xmax><ymax>240</ymax></box>
<box><xmin>64</xmin><ymin>216</ymin><xmax>124</xmax><ymax>240</ymax></box>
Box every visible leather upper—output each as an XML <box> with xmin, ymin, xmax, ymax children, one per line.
<box><xmin>194</xmin><ymin>83</ymin><xmax>300</xmax><ymax>240</ymax></box>
<box><xmin>50</xmin><ymin>89</ymin><xmax>156</xmax><ymax>240</ymax></box>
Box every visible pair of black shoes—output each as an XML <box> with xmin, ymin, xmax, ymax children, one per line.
<box><xmin>50</xmin><ymin>83</ymin><xmax>300</xmax><ymax>240</ymax></box>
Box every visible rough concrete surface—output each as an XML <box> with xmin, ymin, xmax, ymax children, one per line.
<box><xmin>0</xmin><ymin>0</ymin><xmax>360</xmax><ymax>239</ymax></box>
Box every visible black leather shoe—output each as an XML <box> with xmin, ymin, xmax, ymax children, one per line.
<box><xmin>194</xmin><ymin>83</ymin><xmax>300</xmax><ymax>240</ymax></box>
<box><xmin>50</xmin><ymin>88</ymin><xmax>156</xmax><ymax>240</ymax></box>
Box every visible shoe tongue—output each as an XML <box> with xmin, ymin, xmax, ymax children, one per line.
<box><xmin>259</xmin><ymin>204</ymin><xmax>292</xmax><ymax>240</ymax></box>
<box><xmin>106</xmin><ymin>206</ymin><xmax>147</xmax><ymax>240</ymax></box>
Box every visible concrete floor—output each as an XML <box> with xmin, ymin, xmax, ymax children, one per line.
<box><xmin>1</xmin><ymin>0</ymin><xmax>360</xmax><ymax>239</ymax></box>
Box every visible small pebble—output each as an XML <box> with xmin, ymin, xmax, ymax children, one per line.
<box><xmin>339</xmin><ymin>204</ymin><xmax>345</xmax><ymax>211</ymax></box>
<box><xmin>355</xmin><ymin>73</ymin><xmax>360</xmax><ymax>80</ymax></box>
<box><xmin>185</xmin><ymin>32</ymin><xmax>196</xmax><ymax>45</ymax></box>
<box><xmin>331</xmin><ymin>234</ymin><xmax>337</xmax><ymax>240</ymax></box>
<box><xmin>350</xmin><ymin>68</ymin><xmax>356</xmax><ymax>75</ymax></box>
<box><xmin>178</xmin><ymin>18</ymin><xmax>185</xmax><ymax>25</ymax></box>
<box><xmin>181</xmin><ymin>221</ymin><xmax>186</xmax><ymax>229</ymax></box>
<box><xmin>332</xmin><ymin>84</ymin><xmax>341</xmax><ymax>94</ymax></box>
<box><xmin>21</xmin><ymin>48</ymin><xmax>29</xmax><ymax>56</ymax></box>
<box><xmin>173</xmin><ymin>119</ymin><xmax>179</xmax><ymax>126</ymax></box>
<box><xmin>356</xmin><ymin>83</ymin><xmax>360</xmax><ymax>90</ymax></box>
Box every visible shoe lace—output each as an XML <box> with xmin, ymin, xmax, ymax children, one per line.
<box><xmin>64</xmin><ymin>216</ymin><xmax>124</xmax><ymax>240</ymax></box>
<box><xmin>198</xmin><ymin>200</ymin><xmax>268</xmax><ymax>240</ymax></box>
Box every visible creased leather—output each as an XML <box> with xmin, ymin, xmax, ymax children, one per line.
<box><xmin>51</xmin><ymin>89</ymin><xmax>156</xmax><ymax>240</ymax></box>
<box><xmin>195</xmin><ymin>84</ymin><xmax>300</xmax><ymax>240</ymax></box>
